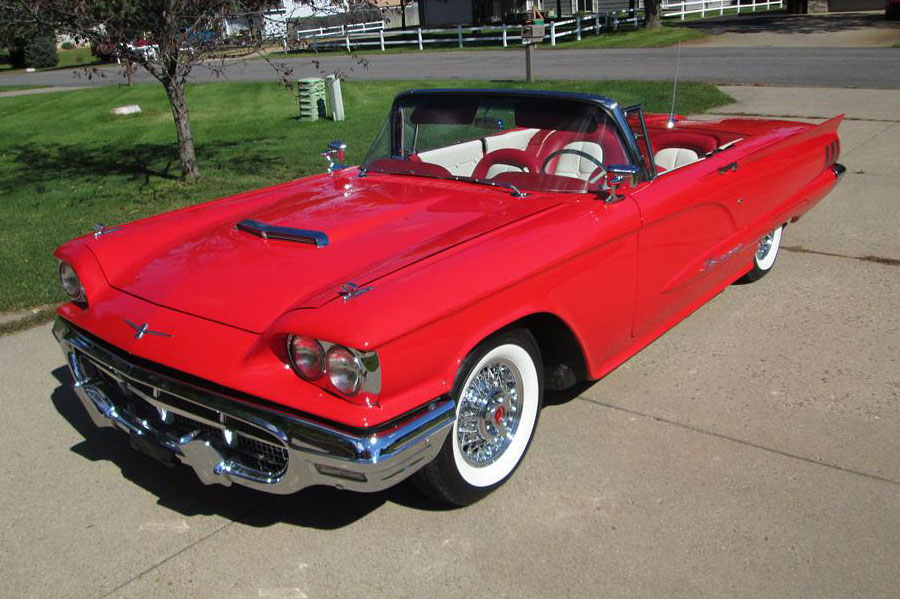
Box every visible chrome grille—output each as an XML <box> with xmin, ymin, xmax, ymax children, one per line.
<box><xmin>238</xmin><ymin>436</ymin><xmax>291</xmax><ymax>473</ymax></box>
<box><xmin>79</xmin><ymin>352</ymin><xmax>290</xmax><ymax>477</ymax></box>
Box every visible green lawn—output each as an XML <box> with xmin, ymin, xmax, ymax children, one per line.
<box><xmin>0</xmin><ymin>79</ymin><xmax>733</xmax><ymax>312</ymax></box>
<box><xmin>0</xmin><ymin>85</ymin><xmax>48</xmax><ymax>92</ymax></box>
<box><xmin>56</xmin><ymin>46</ymin><xmax>104</xmax><ymax>69</ymax></box>
<box><xmin>0</xmin><ymin>46</ymin><xmax>104</xmax><ymax>73</ymax></box>
<box><xmin>551</xmin><ymin>25</ymin><xmax>706</xmax><ymax>49</ymax></box>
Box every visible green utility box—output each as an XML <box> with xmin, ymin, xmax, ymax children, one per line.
<box><xmin>298</xmin><ymin>78</ymin><xmax>326</xmax><ymax>121</ymax></box>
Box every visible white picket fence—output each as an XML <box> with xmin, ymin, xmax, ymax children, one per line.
<box><xmin>662</xmin><ymin>0</ymin><xmax>783</xmax><ymax>20</ymax></box>
<box><xmin>292</xmin><ymin>19</ymin><xmax>385</xmax><ymax>39</ymax></box>
<box><xmin>291</xmin><ymin>1</ymin><xmax>783</xmax><ymax>53</ymax></box>
<box><xmin>294</xmin><ymin>11</ymin><xmax>644</xmax><ymax>52</ymax></box>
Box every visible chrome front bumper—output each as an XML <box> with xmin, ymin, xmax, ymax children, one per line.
<box><xmin>53</xmin><ymin>318</ymin><xmax>454</xmax><ymax>494</ymax></box>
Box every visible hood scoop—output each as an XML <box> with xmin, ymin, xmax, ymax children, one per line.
<box><xmin>236</xmin><ymin>219</ymin><xmax>329</xmax><ymax>248</ymax></box>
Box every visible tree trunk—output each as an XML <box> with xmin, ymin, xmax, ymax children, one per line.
<box><xmin>163</xmin><ymin>80</ymin><xmax>200</xmax><ymax>180</ymax></box>
<box><xmin>401</xmin><ymin>2</ymin><xmax>407</xmax><ymax>29</ymax></box>
<box><xmin>644</xmin><ymin>0</ymin><xmax>662</xmax><ymax>29</ymax></box>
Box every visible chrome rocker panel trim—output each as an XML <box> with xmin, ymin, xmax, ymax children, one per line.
<box><xmin>53</xmin><ymin>317</ymin><xmax>454</xmax><ymax>495</ymax></box>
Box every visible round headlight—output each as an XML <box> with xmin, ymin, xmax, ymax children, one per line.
<box><xmin>58</xmin><ymin>262</ymin><xmax>85</xmax><ymax>302</ymax></box>
<box><xmin>327</xmin><ymin>345</ymin><xmax>364</xmax><ymax>396</ymax></box>
<box><xmin>287</xmin><ymin>335</ymin><xmax>325</xmax><ymax>380</ymax></box>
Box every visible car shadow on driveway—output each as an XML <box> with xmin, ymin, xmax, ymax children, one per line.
<box><xmin>49</xmin><ymin>367</ymin><xmax>452</xmax><ymax>530</ymax></box>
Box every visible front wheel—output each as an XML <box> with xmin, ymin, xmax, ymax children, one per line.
<box><xmin>737</xmin><ymin>225</ymin><xmax>784</xmax><ymax>284</ymax></box>
<box><xmin>413</xmin><ymin>329</ymin><xmax>543</xmax><ymax>506</ymax></box>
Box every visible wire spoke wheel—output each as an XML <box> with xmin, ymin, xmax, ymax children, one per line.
<box><xmin>738</xmin><ymin>225</ymin><xmax>784</xmax><ymax>284</ymax></box>
<box><xmin>456</xmin><ymin>358</ymin><xmax>523</xmax><ymax>468</ymax></box>
<box><xmin>413</xmin><ymin>329</ymin><xmax>543</xmax><ymax>506</ymax></box>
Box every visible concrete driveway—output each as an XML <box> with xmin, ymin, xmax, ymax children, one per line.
<box><xmin>1</xmin><ymin>87</ymin><xmax>898</xmax><ymax>599</ymax></box>
<box><xmin>684</xmin><ymin>11</ymin><xmax>900</xmax><ymax>47</ymax></box>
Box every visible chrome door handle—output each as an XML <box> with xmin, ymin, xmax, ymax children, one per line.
<box><xmin>718</xmin><ymin>162</ymin><xmax>739</xmax><ymax>174</ymax></box>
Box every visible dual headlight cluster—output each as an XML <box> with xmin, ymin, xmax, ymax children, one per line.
<box><xmin>58</xmin><ymin>261</ymin><xmax>87</xmax><ymax>305</ymax></box>
<box><xmin>287</xmin><ymin>335</ymin><xmax>380</xmax><ymax>399</ymax></box>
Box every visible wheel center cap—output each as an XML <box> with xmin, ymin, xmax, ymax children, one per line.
<box><xmin>493</xmin><ymin>406</ymin><xmax>505</xmax><ymax>424</ymax></box>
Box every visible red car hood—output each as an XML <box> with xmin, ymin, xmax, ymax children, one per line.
<box><xmin>87</xmin><ymin>173</ymin><xmax>553</xmax><ymax>333</ymax></box>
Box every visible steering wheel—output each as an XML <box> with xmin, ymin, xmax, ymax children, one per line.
<box><xmin>541</xmin><ymin>148</ymin><xmax>606</xmax><ymax>183</ymax></box>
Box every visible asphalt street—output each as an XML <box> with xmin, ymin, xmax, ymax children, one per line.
<box><xmin>1</xmin><ymin>86</ymin><xmax>898</xmax><ymax>598</ymax></box>
<box><xmin>3</xmin><ymin>46</ymin><xmax>900</xmax><ymax>89</ymax></box>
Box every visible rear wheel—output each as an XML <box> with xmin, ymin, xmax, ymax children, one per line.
<box><xmin>413</xmin><ymin>329</ymin><xmax>543</xmax><ymax>506</ymax></box>
<box><xmin>737</xmin><ymin>225</ymin><xmax>783</xmax><ymax>284</ymax></box>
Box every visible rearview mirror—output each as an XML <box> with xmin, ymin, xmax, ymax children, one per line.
<box><xmin>472</xmin><ymin>117</ymin><xmax>506</xmax><ymax>130</ymax></box>
<box><xmin>605</xmin><ymin>164</ymin><xmax>640</xmax><ymax>203</ymax></box>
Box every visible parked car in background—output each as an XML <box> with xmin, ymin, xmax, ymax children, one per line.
<box><xmin>185</xmin><ymin>29</ymin><xmax>219</xmax><ymax>50</ymax></box>
<box><xmin>127</xmin><ymin>38</ymin><xmax>158</xmax><ymax>60</ymax></box>
<box><xmin>53</xmin><ymin>89</ymin><xmax>845</xmax><ymax>506</ymax></box>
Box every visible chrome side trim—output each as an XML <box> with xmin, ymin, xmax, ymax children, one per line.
<box><xmin>236</xmin><ymin>219</ymin><xmax>329</xmax><ymax>248</ymax></box>
<box><xmin>54</xmin><ymin>318</ymin><xmax>454</xmax><ymax>494</ymax></box>
<box><xmin>833</xmin><ymin>163</ymin><xmax>846</xmax><ymax>181</ymax></box>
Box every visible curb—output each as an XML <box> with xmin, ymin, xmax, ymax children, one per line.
<box><xmin>0</xmin><ymin>305</ymin><xmax>59</xmax><ymax>336</ymax></box>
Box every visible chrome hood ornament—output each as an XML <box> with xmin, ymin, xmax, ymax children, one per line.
<box><xmin>339</xmin><ymin>282</ymin><xmax>373</xmax><ymax>302</ymax></box>
<box><xmin>126</xmin><ymin>320</ymin><xmax>173</xmax><ymax>340</ymax></box>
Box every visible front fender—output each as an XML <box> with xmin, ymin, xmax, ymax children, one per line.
<box><xmin>266</xmin><ymin>197</ymin><xmax>641</xmax><ymax>423</ymax></box>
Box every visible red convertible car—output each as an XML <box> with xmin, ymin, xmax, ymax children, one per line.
<box><xmin>54</xmin><ymin>89</ymin><xmax>844</xmax><ymax>505</ymax></box>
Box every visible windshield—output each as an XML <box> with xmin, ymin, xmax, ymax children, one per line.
<box><xmin>361</xmin><ymin>94</ymin><xmax>632</xmax><ymax>194</ymax></box>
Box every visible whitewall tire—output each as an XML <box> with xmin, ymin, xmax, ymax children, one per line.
<box><xmin>738</xmin><ymin>225</ymin><xmax>784</xmax><ymax>283</ymax></box>
<box><xmin>413</xmin><ymin>329</ymin><xmax>543</xmax><ymax>506</ymax></box>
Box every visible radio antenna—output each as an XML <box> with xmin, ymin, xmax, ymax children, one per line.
<box><xmin>667</xmin><ymin>41</ymin><xmax>682</xmax><ymax>129</ymax></box>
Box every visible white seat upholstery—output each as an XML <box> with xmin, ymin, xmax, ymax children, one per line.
<box><xmin>484</xmin><ymin>128</ymin><xmax>539</xmax><ymax>153</ymax></box>
<box><xmin>485</xmin><ymin>163</ymin><xmax>527</xmax><ymax>179</ymax></box>
<box><xmin>551</xmin><ymin>141</ymin><xmax>604</xmax><ymax>180</ymax></box>
<box><xmin>418</xmin><ymin>139</ymin><xmax>484</xmax><ymax>177</ymax></box>
<box><xmin>654</xmin><ymin>147</ymin><xmax>700</xmax><ymax>171</ymax></box>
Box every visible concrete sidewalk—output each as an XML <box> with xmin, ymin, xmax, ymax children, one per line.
<box><xmin>1</xmin><ymin>87</ymin><xmax>898</xmax><ymax>598</ymax></box>
<box><xmin>0</xmin><ymin>86</ymin><xmax>87</xmax><ymax>98</ymax></box>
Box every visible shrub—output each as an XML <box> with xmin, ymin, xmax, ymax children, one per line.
<box><xmin>61</xmin><ymin>41</ymin><xmax>76</xmax><ymax>50</ymax></box>
<box><xmin>23</xmin><ymin>33</ymin><xmax>59</xmax><ymax>68</ymax></box>
<box><xmin>7</xmin><ymin>39</ymin><xmax>27</xmax><ymax>69</ymax></box>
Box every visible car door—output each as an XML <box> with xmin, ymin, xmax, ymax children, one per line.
<box><xmin>629</xmin><ymin>153</ymin><xmax>752</xmax><ymax>339</ymax></box>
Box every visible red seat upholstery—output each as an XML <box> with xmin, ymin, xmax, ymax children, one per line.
<box><xmin>471</xmin><ymin>149</ymin><xmax>540</xmax><ymax>180</ymax></box>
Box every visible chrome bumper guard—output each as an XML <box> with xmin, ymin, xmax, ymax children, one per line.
<box><xmin>53</xmin><ymin>318</ymin><xmax>454</xmax><ymax>494</ymax></box>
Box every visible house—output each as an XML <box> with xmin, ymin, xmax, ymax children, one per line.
<box><xmin>222</xmin><ymin>1</ymin><xmax>319</xmax><ymax>40</ymax></box>
<box><xmin>417</xmin><ymin>0</ymin><xmax>627</xmax><ymax>25</ymax></box>
<box><xmin>419</xmin><ymin>0</ymin><xmax>533</xmax><ymax>25</ymax></box>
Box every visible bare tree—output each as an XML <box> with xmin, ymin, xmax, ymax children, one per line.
<box><xmin>1</xmin><ymin>1</ymin><xmax>368</xmax><ymax>180</ymax></box>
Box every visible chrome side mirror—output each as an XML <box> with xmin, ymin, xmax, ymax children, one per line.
<box><xmin>322</xmin><ymin>140</ymin><xmax>347</xmax><ymax>174</ymax></box>
<box><xmin>604</xmin><ymin>164</ymin><xmax>640</xmax><ymax>203</ymax></box>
